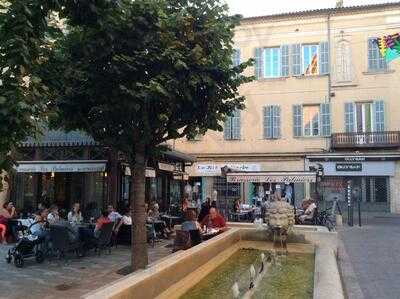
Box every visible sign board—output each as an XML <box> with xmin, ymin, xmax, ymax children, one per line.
<box><xmin>125</xmin><ymin>167</ymin><xmax>156</xmax><ymax>178</ymax></box>
<box><xmin>158</xmin><ymin>162</ymin><xmax>175</xmax><ymax>172</ymax></box>
<box><xmin>15</xmin><ymin>161</ymin><xmax>106</xmax><ymax>173</ymax></box>
<box><xmin>336</xmin><ymin>163</ymin><xmax>362</xmax><ymax>172</ymax></box>
<box><xmin>196</xmin><ymin>163</ymin><xmax>261</xmax><ymax>176</ymax></box>
<box><xmin>226</xmin><ymin>172</ymin><xmax>316</xmax><ymax>183</ymax></box>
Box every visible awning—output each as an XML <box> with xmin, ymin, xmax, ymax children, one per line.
<box><xmin>226</xmin><ymin>171</ymin><xmax>317</xmax><ymax>183</ymax></box>
<box><xmin>15</xmin><ymin>160</ymin><xmax>107</xmax><ymax>173</ymax></box>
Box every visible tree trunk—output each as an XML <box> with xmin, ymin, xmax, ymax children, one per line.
<box><xmin>130</xmin><ymin>144</ymin><xmax>148</xmax><ymax>271</ymax></box>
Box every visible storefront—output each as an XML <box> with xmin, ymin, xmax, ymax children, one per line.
<box><xmin>185</xmin><ymin>158</ymin><xmax>308</xmax><ymax>207</ymax></box>
<box><xmin>10</xmin><ymin>130</ymin><xmax>195</xmax><ymax>215</ymax></box>
<box><xmin>306</xmin><ymin>154</ymin><xmax>400</xmax><ymax>213</ymax></box>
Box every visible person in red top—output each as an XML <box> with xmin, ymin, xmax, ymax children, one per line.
<box><xmin>200</xmin><ymin>207</ymin><xmax>227</xmax><ymax>231</ymax></box>
<box><xmin>94</xmin><ymin>210</ymin><xmax>111</xmax><ymax>238</ymax></box>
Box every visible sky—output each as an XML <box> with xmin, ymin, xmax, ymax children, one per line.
<box><xmin>224</xmin><ymin>0</ymin><xmax>400</xmax><ymax>17</ymax></box>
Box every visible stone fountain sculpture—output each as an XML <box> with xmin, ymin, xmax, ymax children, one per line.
<box><xmin>264</xmin><ymin>194</ymin><xmax>295</xmax><ymax>251</ymax></box>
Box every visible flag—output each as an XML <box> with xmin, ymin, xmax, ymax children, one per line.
<box><xmin>376</xmin><ymin>32</ymin><xmax>400</xmax><ymax>62</ymax></box>
<box><xmin>305</xmin><ymin>53</ymin><xmax>318</xmax><ymax>75</ymax></box>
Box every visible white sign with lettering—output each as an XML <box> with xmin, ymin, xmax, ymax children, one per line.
<box><xmin>195</xmin><ymin>163</ymin><xmax>261</xmax><ymax>176</ymax></box>
<box><xmin>16</xmin><ymin>162</ymin><xmax>106</xmax><ymax>173</ymax></box>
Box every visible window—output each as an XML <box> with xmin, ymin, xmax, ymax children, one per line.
<box><xmin>264</xmin><ymin>48</ymin><xmax>281</xmax><ymax>78</ymax></box>
<box><xmin>232</xmin><ymin>49</ymin><xmax>241</xmax><ymax>67</ymax></box>
<box><xmin>303</xmin><ymin>105</ymin><xmax>320</xmax><ymax>136</ymax></box>
<box><xmin>368</xmin><ymin>38</ymin><xmax>387</xmax><ymax>71</ymax></box>
<box><xmin>293</xmin><ymin>104</ymin><xmax>331</xmax><ymax>137</ymax></box>
<box><xmin>344</xmin><ymin>101</ymin><xmax>385</xmax><ymax>133</ymax></box>
<box><xmin>224</xmin><ymin>110</ymin><xmax>241</xmax><ymax>140</ymax></box>
<box><xmin>263</xmin><ymin>105</ymin><xmax>281</xmax><ymax>139</ymax></box>
<box><xmin>302</xmin><ymin>44</ymin><xmax>319</xmax><ymax>75</ymax></box>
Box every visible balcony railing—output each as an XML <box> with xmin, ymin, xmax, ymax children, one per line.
<box><xmin>331</xmin><ymin>131</ymin><xmax>400</xmax><ymax>149</ymax></box>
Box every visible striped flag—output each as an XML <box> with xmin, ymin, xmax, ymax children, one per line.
<box><xmin>305</xmin><ymin>53</ymin><xmax>318</xmax><ymax>75</ymax></box>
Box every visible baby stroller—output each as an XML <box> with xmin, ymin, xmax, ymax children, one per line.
<box><xmin>5</xmin><ymin>221</ymin><xmax>45</xmax><ymax>268</ymax></box>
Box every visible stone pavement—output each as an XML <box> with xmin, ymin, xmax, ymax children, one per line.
<box><xmin>0</xmin><ymin>241</ymin><xmax>172</xmax><ymax>299</ymax></box>
<box><xmin>338</xmin><ymin>215</ymin><xmax>400</xmax><ymax>299</ymax></box>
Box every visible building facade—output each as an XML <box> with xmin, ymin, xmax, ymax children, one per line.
<box><xmin>173</xmin><ymin>3</ymin><xmax>400</xmax><ymax>213</ymax></box>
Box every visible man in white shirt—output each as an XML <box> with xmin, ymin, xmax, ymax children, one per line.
<box><xmin>107</xmin><ymin>205</ymin><xmax>122</xmax><ymax>222</ymax></box>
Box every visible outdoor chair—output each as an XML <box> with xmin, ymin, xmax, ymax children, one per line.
<box><xmin>49</xmin><ymin>225</ymin><xmax>83</xmax><ymax>260</ymax></box>
<box><xmin>173</xmin><ymin>230</ymin><xmax>191</xmax><ymax>252</ymax></box>
<box><xmin>94</xmin><ymin>222</ymin><xmax>114</xmax><ymax>255</ymax></box>
<box><xmin>146</xmin><ymin>223</ymin><xmax>156</xmax><ymax>247</ymax></box>
<box><xmin>116</xmin><ymin>224</ymin><xmax>131</xmax><ymax>245</ymax></box>
<box><xmin>189</xmin><ymin>229</ymin><xmax>202</xmax><ymax>247</ymax></box>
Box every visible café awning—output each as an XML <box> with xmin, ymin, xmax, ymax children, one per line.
<box><xmin>226</xmin><ymin>171</ymin><xmax>317</xmax><ymax>183</ymax></box>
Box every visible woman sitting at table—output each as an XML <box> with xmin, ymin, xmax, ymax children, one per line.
<box><xmin>181</xmin><ymin>210</ymin><xmax>202</xmax><ymax>232</ymax></box>
<box><xmin>68</xmin><ymin>202</ymin><xmax>83</xmax><ymax>225</ymax></box>
<box><xmin>233</xmin><ymin>199</ymin><xmax>241</xmax><ymax>213</ymax></box>
<box><xmin>200</xmin><ymin>207</ymin><xmax>227</xmax><ymax>232</ymax></box>
<box><xmin>94</xmin><ymin>210</ymin><xmax>111</xmax><ymax>238</ymax></box>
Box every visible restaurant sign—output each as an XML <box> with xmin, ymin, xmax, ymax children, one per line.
<box><xmin>336</xmin><ymin>163</ymin><xmax>362</xmax><ymax>172</ymax></box>
<box><xmin>226</xmin><ymin>172</ymin><xmax>316</xmax><ymax>183</ymax></box>
<box><xmin>196</xmin><ymin>163</ymin><xmax>261</xmax><ymax>175</ymax></box>
<box><xmin>158</xmin><ymin>162</ymin><xmax>175</xmax><ymax>172</ymax></box>
<box><xmin>16</xmin><ymin>161</ymin><xmax>106</xmax><ymax>173</ymax></box>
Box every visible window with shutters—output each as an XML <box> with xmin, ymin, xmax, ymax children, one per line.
<box><xmin>263</xmin><ymin>105</ymin><xmax>281</xmax><ymax>139</ymax></box>
<box><xmin>303</xmin><ymin>105</ymin><xmax>320</xmax><ymax>136</ymax></box>
<box><xmin>293</xmin><ymin>104</ymin><xmax>331</xmax><ymax>137</ymax></box>
<box><xmin>367</xmin><ymin>38</ymin><xmax>387</xmax><ymax>71</ymax></box>
<box><xmin>224</xmin><ymin>110</ymin><xmax>241</xmax><ymax>140</ymax></box>
<box><xmin>344</xmin><ymin>101</ymin><xmax>385</xmax><ymax>133</ymax></box>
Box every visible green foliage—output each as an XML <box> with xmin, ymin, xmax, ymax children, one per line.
<box><xmin>48</xmin><ymin>0</ymin><xmax>252</xmax><ymax>158</ymax></box>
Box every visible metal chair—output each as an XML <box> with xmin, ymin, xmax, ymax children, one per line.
<box><xmin>95</xmin><ymin>222</ymin><xmax>114</xmax><ymax>255</ymax></box>
<box><xmin>49</xmin><ymin>225</ymin><xmax>83</xmax><ymax>259</ymax></box>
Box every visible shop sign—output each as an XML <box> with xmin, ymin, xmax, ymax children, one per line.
<box><xmin>158</xmin><ymin>162</ymin><xmax>175</xmax><ymax>172</ymax></box>
<box><xmin>16</xmin><ymin>162</ymin><xmax>106</xmax><ymax>173</ymax></box>
<box><xmin>196</xmin><ymin>163</ymin><xmax>261</xmax><ymax>175</ymax></box>
<box><xmin>125</xmin><ymin>167</ymin><xmax>156</xmax><ymax>177</ymax></box>
<box><xmin>336</xmin><ymin>163</ymin><xmax>362</xmax><ymax>172</ymax></box>
<box><xmin>226</xmin><ymin>173</ymin><xmax>316</xmax><ymax>183</ymax></box>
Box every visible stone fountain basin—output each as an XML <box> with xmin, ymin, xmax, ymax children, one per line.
<box><xmin>84</xmin><ymin>224</ymin><xmax>344</xmax><ymax>299</ymax></box>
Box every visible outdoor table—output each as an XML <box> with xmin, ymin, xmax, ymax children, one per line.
<box><xmin>161</xmin><ymin>215</ymin><xmax>181</xmax><ymax>229</ymax></box>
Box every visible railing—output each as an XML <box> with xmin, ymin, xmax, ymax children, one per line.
<box><xmin>331</xmin><ymin>131</ymin><xmax>400</xmax><ymax>149</ymax></box>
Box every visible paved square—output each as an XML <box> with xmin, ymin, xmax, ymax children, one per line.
<box><xmin>0</xmin><ymin>241</ymin><xmax>172</xmax><ymax>299</ymax></box>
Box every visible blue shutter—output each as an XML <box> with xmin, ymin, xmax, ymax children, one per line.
<box><xmin>373</xmin><ymin>100</ymin><xmax>385</xmax><ymax>132</ymax></box>
<box><xmin>254</xmin><ymin>48</ymin><xmax>263</xmax><ymax>79</ymax></box>
<box><xmin>232</xmin><ymin>49</ymin><xmax>241</xmax><ymax>67</ymax></box>
<box><xmin>232</xmin><ymin>110</ymin><xmax>241</xmax><ymax>139</ymax></box>
<box><xmin>291</xmin><ymin>44</ymin><xmax>301</xmax><ymax>76</ymax></box>
<box><xmin>263</xmin><ymin>106</ymin><xmax>273</xmax><ymax>139</ymax></box>
<box><xmin>281</xmin><ymin>45</ymin><xmax>289</xmax><ymax>77</ymax></box>
<box><xmin>273</xmin><ymin>105</ymin><xmax>281</xmax><ymax>138</ymax></box>
<box><xmin>224</xmin><ymin>117</ymin><xmax>232</xmax><ymax>140</ymax></box>
<box><xmin>320</xmin><ymin>103</ymin><xmax>331</xmax><ymax>136</ymax></box>
<box><xmin>344</xmin><ymin>102</ymin><xmax>355</xmax><ymax>133</ymax></box>
<box><xmin>293</xmin><ymin>105</ymin><xmax>302</xmax><ymax>137</ymax></box>
<box><xmin>367</xmin><ymin>38</ymin><xmax>377</xmax><ymax>71</ymax></box>
<box><xmin>319</xmin><ymin>41</ymin><xmax>329</xmax><ymax>75</ymax></box>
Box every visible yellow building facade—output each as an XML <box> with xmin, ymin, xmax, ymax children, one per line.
<box><xmin>173</xmin><ymin>3</ymin><xmax>400</xmax><ymax>214</ymax></box>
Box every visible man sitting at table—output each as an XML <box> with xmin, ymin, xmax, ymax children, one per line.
<box><xmin>107</xmin><ymin>205</ymin><xmax>122</xmax><ymax>223</ymax></box>
<box><xmin>200</xmin><ymin>207</ymin><xmax>227</xmax><ymax>231</ymax></box>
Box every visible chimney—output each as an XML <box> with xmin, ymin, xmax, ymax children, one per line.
<box><xmin>336</xmin><ymin>0</ymin><xmax>344</xmax><ymax>8</ymax></box>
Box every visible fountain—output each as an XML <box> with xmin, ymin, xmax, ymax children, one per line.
<box><xmin>264</xmin><ymin>194</ymin><xmax>295</xmax><ymax>252</ymax></box>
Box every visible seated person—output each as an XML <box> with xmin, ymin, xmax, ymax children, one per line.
<box><xmin>0</xmin><ymin>202</ymin><xmax>16</xmax><ymax>244</ymax></box>
<box><xmin>47</xmin><ymin>204</ymin><xmax>60</xmax><ymax>224</ymax></box>
<box><xmin>31</xmin><ymin>209</ymin><xmax>51</xmax><ymax>250</ymax></box>
<box><xmin>181</xmin><ymin>210</ymin><xmax>202</xmax><ymax>232</ymax></box>
<box><xmin>94</xmin><ymin>210</ymin><xmax>112</xmax><ymax>238</ymax></box>
<box><xmin>148</xmin><ymin>203</ymin><xmax>160</xmax><ymax>220</ymax></box>
<box><xmin>198</xmin><ymin>197</ymin><xmax>211</xmax><ymax>222</ymax></box>
<box><xmin>114</xmin><ymin>209</ymin><xmax>132</xmax><ymax>233</ymax></box>
<box><xmin>233</xmin><ymin>199</ymin><xmax>240</xmax><ymax>213</ymax></box>
<box><xmin>68</xmin><ymin>202</ymin><xmax>83</xmax><ymax>225</ymax></box>
<box><xmin>107</xmin><ymin>205</ymin><xmax>122</xmax><ymax>223</ymax></box>
<box><xmin>299</xmin><ymin>200</ymin><xmax>317</xmax><ymax>223</ymax></box>
<box><xmin>200</xmin><ymin>207</ymin><xmax>227</xmax><ymax>232</ymax></box>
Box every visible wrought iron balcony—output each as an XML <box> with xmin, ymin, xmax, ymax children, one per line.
<box><xmin>331</xmin><ymin>131</ymin><xmax>400</xmax><ymax>149</ymax></box>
